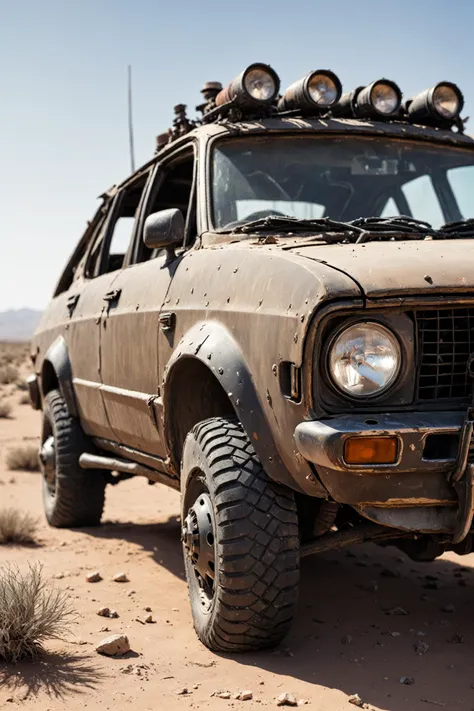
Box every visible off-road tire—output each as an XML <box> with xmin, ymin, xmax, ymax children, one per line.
<box><xmin>41</xmin><ymin>389</ymin><xmax>106</xmax><ymax>527</ymax></box>
<box><xmin>181</xmin><ymin>417</ymin><xmax>300</xmax><ymax>652</ymax></box>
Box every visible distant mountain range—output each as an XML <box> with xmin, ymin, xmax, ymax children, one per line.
<box><xmin>0</xmin><ymin>309</ymin><xmax>42</xmax><ymax>341</ymax></box>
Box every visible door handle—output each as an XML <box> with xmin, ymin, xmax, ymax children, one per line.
<box><xmin>66</xmin><ymin>293</ymin><xmax>80</xmax><ymax>317</ymax></box>
<box><xmin>103</xmin><ymin>289</ymin><xmax>122</xmax><ymax>304</ymax></box>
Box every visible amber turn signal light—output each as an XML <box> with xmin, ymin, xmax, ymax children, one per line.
<box><xmin>344</xmin><ymin>436</ymin><xmax>398</xmax><ymax>465</ymax></box>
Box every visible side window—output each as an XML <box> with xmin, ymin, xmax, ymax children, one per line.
<box><xmin>53</xmin><ymin>203</ymin><xmax>109</xmax><ymax>295</ymax></box>
<box><xmin>102</xmin><ymin>177</ymin><xmax>148</xmax><ymax>274</ymax></box>
<box><xmin>138</xmin><ymin>152</ymin><xmax>195</xmax><ymax>263</ymax></box>
<box><xmin>402</xmin><ymin>175</ymin><xmax>444</xmax><ymax>229</ymax></box>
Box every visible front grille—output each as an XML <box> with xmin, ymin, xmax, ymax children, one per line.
<box><xmin>416</xmin><ymin>308</ymin><xmax>474</xmax><ymax>402</ymax></box>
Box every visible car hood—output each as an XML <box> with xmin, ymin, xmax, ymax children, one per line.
<box><xmin>285</xmin><ymin>238</ymin><xmax>474</xmax><ymax>299</ymax></box>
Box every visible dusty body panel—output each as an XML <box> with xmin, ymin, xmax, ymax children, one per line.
<box><xmin>159</xmin><ymin>243</ymin><xmax>362</xmax><ymax>492</ymax></box>
<box><xmin>291</xmin><ymin>239</ymin><xmax>474</xmax><ymax>300</ymax></box>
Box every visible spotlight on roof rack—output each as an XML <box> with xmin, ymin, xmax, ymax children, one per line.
<box><xmin>215</xmin><ymin>63</ymin><xmax>280</xmax><ymax>111</ymax></box>
<box><xmin>406</xmin><ymin>82</ymin><xmax>464</xmax><ymax>128</ymax></box>
<box><xmin>278</xmin><ymin>70</ymin><xmax>342</xmax><ymax>113</ymax></box>
<box><xmin>333</xmin><ymin>79</ymin><xmax>402</xmax><ymax>120</ymax></box>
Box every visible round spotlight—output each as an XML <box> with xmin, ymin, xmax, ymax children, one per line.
<box><xmin>432</xmin><ymin>83</ymin><xmax>462</xmax><ymax>119</ymax></box>
<box><xmin>278</xmin><ymin>70</ymin><xmax>342</xmax><ymax>113</ymax></box>
<box><xmin>215</xmin><ymin>63</ymin><xmax>280</xmax><ymax>110</ymax></box>
<box><xmin>356</xmin><ymin>79</ymin><xmax>402</xmax><ymax>118</ymax></box>
<box><xmin>407</xmin><ymin>82</ymin><xmax>464</xmax><ymax>127</ymax></box>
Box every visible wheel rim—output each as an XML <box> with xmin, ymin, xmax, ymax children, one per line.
<box><xmin>40</xmin><ymin>433</ymin><xmax>57</xmax><ymax>494</ymax></box>
<box><xmin>182</xmin><ymin>491</ymin><xmax>216</xmax><ymax>613</ymax></box>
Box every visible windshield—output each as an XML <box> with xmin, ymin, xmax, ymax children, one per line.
<box><xmin>211</xmin><ymin>135</ymin><xmax>474</xmax><ymax>231</ymax></box>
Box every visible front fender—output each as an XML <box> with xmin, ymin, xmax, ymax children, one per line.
<box><xmin>163</xmin><ymin>320</ymin><xmax>319</xmax><ymax>494</ymax></box>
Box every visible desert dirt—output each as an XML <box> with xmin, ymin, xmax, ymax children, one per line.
<box><xmin>1</xmin><ymin>351</ymin><xmax>474</xmax><ymax>710</ymax></box>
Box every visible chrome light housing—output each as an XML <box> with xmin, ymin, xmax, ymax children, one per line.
<box><xmin>215</xmin><ymin>63</ymin><xmax>280</xmax><ymax>110</ymax></box>
<box><xmin>406</xmin><ymin>82</ymin><xmax>464</xmax><ymax>127</ymax></box>
<box><xmin>328</xmin><ymin>322</ymin><xmax>401</xmax><ymax>398</ymax></box>
<box><xmin>278</xmin><ymin>70</ymin><xmax>342</xmax><ymax>113</ymax></box>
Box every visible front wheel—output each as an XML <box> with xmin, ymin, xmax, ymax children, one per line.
<box><xmin>181</xmin><ymin>417</ymin><xmax>300</xmax><ymax>652</ymax></box>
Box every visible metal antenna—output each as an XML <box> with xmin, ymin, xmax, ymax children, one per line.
<box><xmin>127</xmin><ymin>65</ymin><xmax>136</xmax><ymax>173</ymax></box>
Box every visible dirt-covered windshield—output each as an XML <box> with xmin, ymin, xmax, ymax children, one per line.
<box><xmin>211</xmin><ymin>135</ymin><xmax>474</xmax><ymax>230</ymax></box>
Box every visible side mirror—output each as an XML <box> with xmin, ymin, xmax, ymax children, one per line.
<box><xmin>143</xmin><ymin>208</ymin><xmax>184</xmax><ymax>260</ymax></box>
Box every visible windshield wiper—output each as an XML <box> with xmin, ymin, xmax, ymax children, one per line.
<box><xmin>351</xmin><ymin>215</ymin><xmax>435</xmax><ymax>242</ymax></box>
<box><xmin>228</xmin><ymin>216</ymin><xmax>364</xmax><ymax>239</ymax></box>
<box><xmin>441</xmin><ymin>219</ymin><xmax>474</xmax><ymax>237</ymax></box>
<box><xmin>228</xmin><ymin>214</ymin><xmax>435</xmax><ymax>243</ymax></box>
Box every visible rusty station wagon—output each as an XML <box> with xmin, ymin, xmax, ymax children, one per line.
<box><xmin>29</xmin><ymin>64</ymin><xmax>474</xmax><ymax>652</ymax></box>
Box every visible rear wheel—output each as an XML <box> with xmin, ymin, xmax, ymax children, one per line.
<box><xmin>40</xmin><ymin>389</ymin><xmax>106</xmax><ymax>527</ymax></box>
<box><xmin>181</xmin><ymin>417</ymin><xmax>300</xmax><ymax>652</ymax></box>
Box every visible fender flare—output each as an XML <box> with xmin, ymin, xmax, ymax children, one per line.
<box><xmin>42</xmin><ymin>336</ymin><xmax>78</xmax><ymax>417</ymax></box>
<box><xmin>162</xmin><ymin>321</ymin><xmax>299</xmax><ymax>490</ymax></box>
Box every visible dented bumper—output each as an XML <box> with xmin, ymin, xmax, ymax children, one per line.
<box><xmin>294</xmin><ymin>411</ymin><xmax>471</xmax><ymax>534</ymax></box>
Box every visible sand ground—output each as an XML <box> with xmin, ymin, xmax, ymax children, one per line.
<box><xmin>1</xmin><ymin>369</ymin><xmax>474</xmax><ymax>711</ymax></box>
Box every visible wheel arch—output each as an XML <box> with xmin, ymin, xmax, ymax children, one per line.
<box><xmin>162</xmin><ymin>321</ymin><xmax>301</xmax><ymax>491</ymax></box>
<box><xmin>41</xmin><ymin>336</ymin><xmax>78</xmax><ymax>417</ymax></box>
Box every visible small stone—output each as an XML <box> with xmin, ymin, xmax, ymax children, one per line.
<box><xmin>341</xmin><ymin>634</ymin><xmax>353</xmax><ymax>645</ymax></box>
<box><xmin>113</xmin><ymin>572</ymin><xmax>129</xmax><ymax>583</ymax></box>
<box><xmin>213</xmin><ymin>691</ymin><xmax>231</xmax><ymax>699</ymax></box>
<box><xmin>144</xmin><ymin>614</ymin><xmax>154</xmax><ymax>624</ymax></box>
<box><xmin>442</xmin><ymin>603</ymin><xmax>455</xmax><ymax>613</ymax></box>
<box><xmin>53</xmin><ymin>572</ymin><xmax>65</xmax><ymax>580</ymax></box>
<box><xmin>237</xmin><ymin>691</ymin><xmax>253</xmax><ymax>701</ymax></box>
<box><xmin>297</xmin><ymin>701</ymin><xmax>309</xmax><ymax>707</ymax></box>
<box><xmin>276</xmin><ymin>693</ymin><xmax>298</xmax><ymax>707</ymax></box>
<box><xmin>414</xmin><ymin>640</ymin><xmax>430</xmax><ymax>655</ymax></box>
<box><xmin>175</xmin><ymin>688</ymin><xmax>189</xmax><ymax>695</ymax></box>
<box><xmin>348</xmin><ymin>694</ymin><xmax>365</xmax><ymax>707</ymax></box>
<box><xmin>145</xmin><ymin>606</ymin><xmax>152</xmax><ymax>612</ymax></box>
<box><xmin>386</xmin><ymin>606</ymin><xmax>409</xmax><ymax>616</ymax></box>
<box><xmin>400</xmin><ymin>677</ymin><xmax>415</xmax><ymax>685</ymax></box>
<box><xmin>95</xmin><ymin>634</ymin><xmax>130</xmax><ymax>657</ymax></box>
<box><xmin>109</xmin><ymin>610</ymin><xmax>119</xmax><ymax>619</ymax></box>
<box><xmin>127</xmin><ymin>590</ymin><xmax>136</xmax><ymax>597</ymax></box>
<box><xmin>86</xmin><ymin>571</ymin><xmax>102</xmax><ymax>583</ymax></box>
<box><xmin>389</xmin><ymin>632</ymin><xmax>401</xmax><ymax>638</ymax></box>
<box><xmin>97</xmin><ymin>607</ymin><xmax>111</xmax><ymax>617</ymax></box>
<box><xmin>448</xmin><ymin>633</ymin><xmax>465</xmax><ymax>644</ymax></box>
<box><xmin>172</xmin><ymin>607</ymin><xmax>179</xmax><ymax>612</ymax></box>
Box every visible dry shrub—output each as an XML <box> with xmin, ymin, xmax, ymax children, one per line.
<box><xmin>0</xmin><ymin>509</ymin><xmax>37</xmax><ymax>544</ymax></box>
<box><xmin>19</xmin><ymin>393</ymin><xmax>30</xmax><ymax>405</ymax></box>
<box><xmin>0</xmin><ymin>563</ymin><xmax>74</xmax><ymax>662</ymax></box>
<box><xmin>0</xmin><ymin>400</ymin><xmax>12</xmax><ymax>418</ymax></box>
<box><xmin>0</xmin><ymin>365</ymin><xmax>19</xmax><ymax>385</ymax></box>
<box><xmin>6</xmin><ymin>445</ymin><xmax>39</xmax><ymax>472</ymax></box>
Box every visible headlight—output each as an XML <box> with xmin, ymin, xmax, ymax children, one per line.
<box><xmin>215</xmin><ymin>63</ymin><xmax>280</xmax><ymax>109</ymax></box>
<box><xmin>407</xmin><ymin>82</ymin><xmax>464</xmax><ymax>126</ymax></box>
<box><xmin>278</xmin><ymin>70</ymin><xmax>342</xmax><ymax>112</ymax></box>
<box><xmin>357</xmin><ymin>79</ymin><xmax>402</xmax><ymax>117</ymax></box>
<box><xmin>328</xmin><ymin>322</ymin><xmax>401</xmax><ymax>398</ymax></box>
<box><xmin>432</xmin><ymin>83</ymin><xmax>462</xmax><ymax>119</ymax></box>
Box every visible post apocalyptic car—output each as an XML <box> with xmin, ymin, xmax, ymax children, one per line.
<box><xmin>29</xmin><ymin>63</ymin><xmax>474</xmax><ymax>652</ymax></box>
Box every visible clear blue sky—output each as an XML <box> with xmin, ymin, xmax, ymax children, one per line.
<box><xmin>1</xmin><ymin>0</ymin><xmax>473</xmax><ymax>310</ymax></box>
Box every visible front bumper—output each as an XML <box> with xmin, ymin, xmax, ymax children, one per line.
<box><xmin>294</xmin><ymin>411</ymin><xmax>471</xmax><ymax>534</ymax></box>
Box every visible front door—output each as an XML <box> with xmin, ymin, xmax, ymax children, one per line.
<box><xmin>100</xmin><ymin>147</ymin><xmax>196</xmax><ymax>455</ymax></box>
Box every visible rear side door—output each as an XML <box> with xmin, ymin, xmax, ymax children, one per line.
<box><xmin>99</xmin><ymin>144</ymin><xmax>196</xmax><ymax>455</ymax></box>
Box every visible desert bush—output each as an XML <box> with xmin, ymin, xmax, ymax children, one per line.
<box><xmin>0</xmin><ymin>509</ymin><xmax>37</xmax><ymax>544</ymax></box>
<box><xmin>19</xmin><ymin>393</ymin><xmax>30</xmax><ymax>405</ymax></box>
<box><xmin>0</xmin><ymin>365</ymin><xmax>19</xmax><ymax>385</ymax></box>
<box><xmin>6</xmin><ymin>445</ymin><xmax>39</xmax><ymax>472</ymax></box>
<box><xmin>0</xmin><ymin>563</ymin><xmax>74</xmax><ymax>662</ymax></box>
<box><xmin>0</xmin><ymin>400</ymin><xmax>12</xmax><ymax>418</ymax></box>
